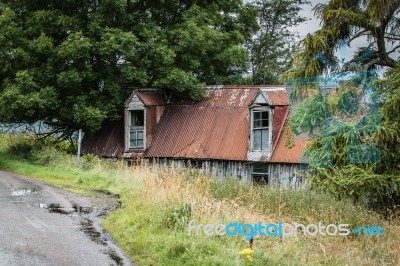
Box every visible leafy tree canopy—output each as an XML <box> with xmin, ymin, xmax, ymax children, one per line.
<box><xmin>0</xmin><ymin>0</ymin><xmax>256</xmax><ymax>136</ymax></box>
<box><xmin>285</xmin><ymin>0</ymin><xmax>400</xmax><ymax>214</ymax></box>
<box><xmin>286</xmin><ymin>0</ymin><xmax>400</xmax><ymax>79</ymax></box>
<box><xmin>246</xmin><ymin>0</ymin><xmax>309</xmax><ymax>84</ymax></box>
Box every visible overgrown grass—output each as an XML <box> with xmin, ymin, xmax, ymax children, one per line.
<box><xmin>0</xmin><ymin>134</ymin><xmax>399</xmax><ymax>265</ymax></box>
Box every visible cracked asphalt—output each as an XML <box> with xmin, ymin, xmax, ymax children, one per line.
<box><xmin>0</xmin><ymin>170</ymin><xmax>133</xmax><ymax>266</ymax></box>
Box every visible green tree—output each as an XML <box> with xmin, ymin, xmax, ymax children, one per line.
<box><xmin>246</xmin><ymin>0</ymin><xmax>309</xmax><ymax>84</ymax></box>
<box><xmin>286</xmin><ymin>0</ymin><xmax>400</xmax><ymax>78</ymax></box>
<box><xmin>0</xmin><ymin>0</ymin><xmax>255</xmax><ymax>136</ymax></box>
<box><xmin>285</xmin><ymin>0</ymin><xmax>400</xmax><ymax>214</ymax></box>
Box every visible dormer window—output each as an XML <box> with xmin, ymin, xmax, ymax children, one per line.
<box><xmin>129</xmin><ymin>110</ymin><xmax>145</xmax><ymax>149</ymax></box>
<box><xmin>251</xmin><ymin>108</ymin><xmax>271</xmax><ymax>151</ymax></box>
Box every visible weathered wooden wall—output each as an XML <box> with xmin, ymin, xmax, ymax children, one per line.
<box><xmin>268</xmin><ymin>163</ymin><xmax>307</xmax><ymax>189</ymax></box>
<box><xmin>148</xmin><ymin>158</ymin><xmax>252</xmax><ymax>182</ymax></box>
<box><xmin>146</xmin><ymin>158</ymin><xmax>307</xmax><ymax>188</ymax></box>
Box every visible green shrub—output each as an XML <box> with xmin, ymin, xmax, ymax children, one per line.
<box><xmin>80</xmin><ymin>154</ymin><xmax>101</xmax><ymax>171</ymax></box>
<box><xmin>162</xmin><ymin>203</ymin><xmax>192</xmax><ymax>231</ymax></box>
<box><xmin>30</xmin><ymin>145</ymin><xmax>67</xmax><ymax>166</ymax></box>
<box><xmin>309</xmin><ymin>165</ymin><xmax>400</xmax><ymax>218</ymax></box>
<box><xmin>55</xmin><ymin>140</ymin><xmax>76</xmax><ymax>154</ymax></box>
<box><xmin>8</xmin><ymin>137</ymin><xmax>35</xmax><ymax>158</ymax></box>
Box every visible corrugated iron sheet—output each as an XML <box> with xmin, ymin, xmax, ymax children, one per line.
<box><xmin>145</xmin><ymin>87</ymin><xmax>306</xmax><ymax>162</ymax></box>
<box><xmin>145</xmin><ymin>88</ymin><xmax>260</xmax><ymax>160</ymax></box>
<box><xmin>272</xmin><ymin>106</ymin><xmax>289</xmax><ymax>148</ymax></box>
<box><xmin>262</xmin><ymin>88</ymin><xmax>288</xmax><ymax>106</ymax></box>
<box><xmin>145</xmin><ymin>106</ymin><xmax>251</xmax><ymax>160</ymax></box>
<box><xmin>269</xmin><ymin>120</ymin><xmax>308</xmax><ymax>163</ymax></box>
<box><xmin>136</xmin><ymin>91</ymin><xmax>165</xmax><ymax>106</ymax></box>
<box><xmin>81</xmin><ymin>120</ymin><xmax>124</xmax><ymax>157</ymax></box>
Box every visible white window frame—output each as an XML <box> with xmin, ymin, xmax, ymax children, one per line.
<box><xmin>250</xmin><ymin>107</ymin><xmax>272</xmax><ymax>151</ymax></box>
<box><xmin>127</xmin><ymin>109</ymin><xmax>146</xmax><ymax>149</ymax></box>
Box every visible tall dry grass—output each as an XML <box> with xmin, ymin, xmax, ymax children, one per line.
<box><xmin>97</xmin><ymin>162</ymin><xmax>400</xmax><ymax>265</ymax></box>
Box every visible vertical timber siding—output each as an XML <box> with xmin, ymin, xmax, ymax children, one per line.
<box><xmin>268</xmin><ymin>163</ymin><xmax>306</xmax><ymax>189</ymax></box>
<box><xmin>149</xmin><ymin>158</ymin><xmax>252</xmax><ymax>182</ymax></box>
<box><xmin>148</xmin><ymin>158</ymin><xmax>306</xmax><ymax>188</ymax></box>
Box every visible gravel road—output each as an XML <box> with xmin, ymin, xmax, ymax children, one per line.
<box><xmin>0</xmin><ymin>170</ymin><xmax>133</xmax><ymax>266</ymax></box>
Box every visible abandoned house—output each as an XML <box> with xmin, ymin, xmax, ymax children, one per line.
<box><xmin>82</xmin><ymin>86</ymin><xmax>308</xmax><ymax>188</ymax></box>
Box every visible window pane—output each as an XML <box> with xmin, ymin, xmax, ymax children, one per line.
<box><xmin>131</xmin><ymin>110</ymin><xmax>144</xmax><ymax>126</ymax></box>
<box><xmin>253</xmin><ymin>129</ymin><xmax>261</xmax><ymax>150</ymax></box>
<box><xmin>137</xmin><ymin>140</ymin><xmax>144</xmax><ymax>147</ymax></box>
<box><xmin>130</xmin><ymin>131</ymin><xmax>137</xmax><ymax>141</ymax></box>
<box><xmin>137</xmin><ymin>131</ymin><xmax>143</xmax><ymax>140</ymax></box>
<box><xmin>130</xmin><ymin>140</ymin><xmax>136</xmax><ymax>147</ymax></box>
<box><xmin>261</xmin><ymin>119</ymin><xmax>269</xmax><ymax>127</ymax></box>
<box><xmin>252</xmin><ymin>163</ymin><xmax>268</xmax><ymax>184</ymax></box>
<box><xmin>254</xmin><ymin>120</ymin><xmax>261</xmax><ymax>128</ymax></box>
<box><xmin>254</xmin><ymin>112</ymin><xmax>261</xmax><ymax>120</ymax></box>
<box><xmin>262</xmin><ymin>129</ymin><xmax>269</xmax><ymax>150</ymax></box>
<box><xmin>261</xmin><ymin>111</ymin><xmax>268</xmax><ymax>120</ymax></box>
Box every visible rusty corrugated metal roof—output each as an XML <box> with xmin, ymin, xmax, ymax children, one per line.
<box><xmin>146</xmin><ymin>86</ymin><xmax>307</xmax><ymax>163</ymax></box>
<box><xmin>145</xmin><ymin>88</ymin><xmax>260</xmax><ymax>160</ymax></box>
<box><xmin>262</xmin><ymin>88</ymin><xmax>288</xmax><ymax>106</ymax></box>
<box><xmin>271</xmin><ymin>106</ymin><xmax>289</xmax><ymax>148</ymax></box>
<box><xmin>81</xmin><ymin>120</ymin><xmax>124</xmax><ymax>158</ymax></box>
<box><xmin>144</xmin><ymin>106</ymin><xmax>251</xmax><ymax>160</ymax></box>
<box><xmin>136</xmin><ymin>91</ymin><xmax>165</xmax><ymax>106</ymax></box>
<box><xmin>269</xmin><ymin>119</ymin><xmax>308</xmax><ymax>163</ymax></box>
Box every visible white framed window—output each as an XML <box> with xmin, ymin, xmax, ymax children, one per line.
<box><xmin>252</xmin><ymin>163</ymin><xmax>268</xmax><ymax>184</ymax></box>
<box><xmin>129</xmin><ymin>110</ymin><xmax>145</xmax><ymax>149</ymax></box>
<box><xmin>251</xmin><ymin>108</ymin><xmax>271</xmax><ymax>151</ymax></box>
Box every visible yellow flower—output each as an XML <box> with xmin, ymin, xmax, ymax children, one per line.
<box><xmin>240</xmin><ymin>248</ymin><xmax>254</xmax><ymax>262</ymax></box>
<box><xmin>246</xmin><ymin>255</ymin><xmax>253</xmax><ymax>262</ymax></box>
<box><xmin>239</xmin><ymin>248</ymin><xmax>254</xmax><ymax>256</ymax></box>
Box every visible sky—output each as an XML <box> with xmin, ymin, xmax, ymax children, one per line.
<box><xmin>295</xmin><ymin>0</ymin><xmax>398</xmax><ymax>76</ymax></box>
<box><xmin>295</xmin><ymin>0</ymin><xmax>365</xmax><ymax>63</ymax></box>
<box><xmin>296</xmin><ymin>0</ymin><xmax>325</xmax><ymax>38</ymax></box>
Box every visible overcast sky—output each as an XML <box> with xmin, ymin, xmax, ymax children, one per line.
<box><xmin>296</xmin><ymin>0</ymin><xmax>324</xmax><ymax>38</ymax></box>
<box><xmin>294</xmin><ymin>0</ymin><xmax>377</xmax><ymax>66</ymax></box>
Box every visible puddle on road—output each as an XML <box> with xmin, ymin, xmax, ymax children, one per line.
<box><xmin>36</xmin><ymin>203</ymin><xmax>93</xmax><ymax>215</ymax></box>
<box><xmin>72</xmin><ymin>204</ymin><xmax>94</xmax><ymax>214</ymax></box>
<box><xmin>12</xmin><ymin>188</ymin><xmax>38</xmax><ymax>196</ymax></box>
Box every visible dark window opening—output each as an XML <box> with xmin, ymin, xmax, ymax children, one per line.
<box><xmin>252</xmin><ymin>163</ymin><xmax>268</xmax><ymax>184</ymax></box>
<box><xmin>131</xmin><ymin>110</ymin><xmax>144</xmax><ymax>126</ymax></box>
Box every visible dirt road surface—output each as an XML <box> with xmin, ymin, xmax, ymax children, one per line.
<box><xmin>0</xmin><ymin>170</ymin><xmax>133</xmax><ymax>266</ymax></box>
